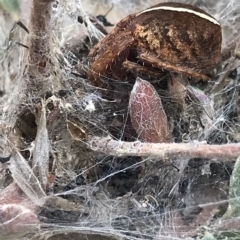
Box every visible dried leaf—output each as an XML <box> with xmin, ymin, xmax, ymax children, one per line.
<box><xmin>224</xmin><ymin>155</ymin><xmax>240</xmax><ymax>218</ymax></box>
<box><xmin>67</xmin><ymin>120</ymin><xmax>87</xmax><ymax>141</ymax></box>
<box><xmin>129</xmin><ymin>77</ymin><xmax>170</xmax><ymax>143</ymax></box>
<box><xmin>168</xmin><ymin>75</ymin><xmax>187</xmax><ymax>110</ymax></box>
<box><xmin>46</xmin><ymin>172</ymin><xmax>55</xmax><ymax>190</ymax></box>
<box><xmin>0</xmin><ymin>185</ymin><xmax>38</xmax><ymax>238</ymax></box>
<box><xmin>0</xmin><ymin>204</ymin><xmax>39</xmax><ymax>237</ymax></box>
<box><xmin>187</xmin><ymin>85</ymin><xmax>214</xmax><ymax>119</ymax></box>
<box><xmin>8</xmin><ymin>146</ymin><xmax>46</xmax><ymax>205</ymax></box>
<box><xmin>32</xmin><ymin>101</ymin><xmax>49</xmax><ymax>191</ymax></box>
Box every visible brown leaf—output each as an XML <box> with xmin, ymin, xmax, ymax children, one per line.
<box><xmin>0</xmin><ymin>204</ymin><xmax>39</xmax><ymax>236</ymax></box>
<box><xmin>0</xmin><ymin>183</ymin><xmax>39</xmax><ymax>237</ymax></box>
<box><xmin>67</xmin><ymin>120</ymin><xmax>87</xmax><ymax>141</ymax></box>
<box><xmin>129</xmin><ymin>77</ymin><xmax>170</xmax><ymax>143</ymax></box>
<box><xmin>168</xmin><ymin>74</ymin><xmax>187</xmax><ymax>110</ymax></box>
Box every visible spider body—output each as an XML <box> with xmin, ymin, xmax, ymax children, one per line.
<box><xmin>88</xmin><ymin>2</ymin><xmax>222</xmax><ymax>88</ymax></box>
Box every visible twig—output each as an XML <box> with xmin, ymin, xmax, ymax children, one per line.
<box><xmin>88</xmin><ymin>136</ymin><xmax>240</xmax><ymax>161</ymax></box>
<box><xmin>3</xmin><ymin>0</ymin><xmax>54</xmax><ymax>126</ymax></box>
<box><xmin>27</xmin><ymin>0</ymin><xmax>54</xmax><ymax>86</ymax></box>
<box><xmin>0</xmin><ymin>0</ymin><xmax>54</xmax><ymax>207</ymax></box>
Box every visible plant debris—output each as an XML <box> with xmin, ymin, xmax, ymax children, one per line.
<box><xmin>0</xmin><ymin>0</ymin><xmax>240</xmax><ymax>239</ymax></box>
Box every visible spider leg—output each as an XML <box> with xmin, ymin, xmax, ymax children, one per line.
<box><xmin>122</xmin><ymin>60</ymin><xmax>165</xmax><ymax>79</ymax></box>
<box><xmin>88</xmin><ymin>31</ymin><xmax>135</xmax><ymax>88</ymax></box>
<box><xmin>139</xmin><ymin>52</ymin><xmax>210</xmax><ymax>81</ymax></box>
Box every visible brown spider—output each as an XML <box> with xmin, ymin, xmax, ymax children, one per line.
<box><xmin>87</xmin><ymin>2</ymin><xmax>222</xmax><ymax>89</ymax></box>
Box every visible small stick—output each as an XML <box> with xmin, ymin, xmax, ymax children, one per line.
<box><xmin>27</xmin><ymin>0</ymin><xmax>54</xmax><ymax>82</ymax></box>
<box><xmin>88</xmin><ymin>136</ymin><xmax>240</xmax><ymax>161</ymax></box>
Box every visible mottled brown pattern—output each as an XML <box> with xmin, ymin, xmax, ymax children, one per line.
<box><xmin>88</xmin><ymin>2</ymin><xmax>222</xmax><ymax>88</ymax></box>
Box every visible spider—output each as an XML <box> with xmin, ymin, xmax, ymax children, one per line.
<box><xmin>87</xmin><ymin>2</ymin><xmax>222</xmax><ymax>89</ymax></box>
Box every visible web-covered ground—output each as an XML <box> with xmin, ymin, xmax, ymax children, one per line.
<box><xmin>0</xmin><ymin>0</ymin><xmax>240</xmax><ymax>239</ymax></box>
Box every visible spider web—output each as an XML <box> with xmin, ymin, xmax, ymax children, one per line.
<box><xmin>0</xmin><ymin>0</ymin><xmax>240</xmax><ymax>239</ymax></box>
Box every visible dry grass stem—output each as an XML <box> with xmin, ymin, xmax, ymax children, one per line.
<box><xmin>89</xmin><ymin>136</ymin><xmax>240</xmax><ymax>161</ymax></box>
